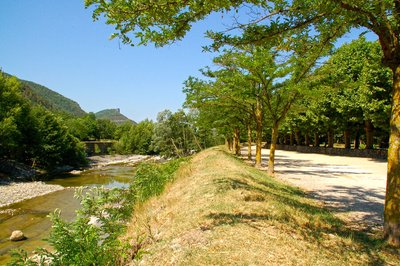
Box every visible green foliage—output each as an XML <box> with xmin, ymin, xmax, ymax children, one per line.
<box><xmin>66</xmin><ymin>113</ymin><xmax>129</xmax><ymax>142</ymax></box>
<box><xmin>9</xmin><ymin>158</ymin><xmax>185</xmax><ymax>265</ymax></box>
<box><xmin>115</xmin><ymin>120</ymin><xmax>155</xmax><ymax>154</ymax></box>
<box><xmin>2</xmin><ymin>72</ymin><xmax>87</xmax><ymax>117</ymax></box>
<box><xmin>113</xmin><ymin>111</ymin><xmax>218</xmax><ymax>157</ymax></box>
<box><xmin>97</xmin><ymin>119</ymin><xmax>117</xmax><ymax>140</ymax></box>
<box><xmin>284</xmin><ymin>37</ymin><xmax>392</xmax><ymax>146</ymax></box>
<box><xmin>0</xmin><ymin>73</ymin><xmax>86</xmax><ymax>171</ymax></box>
<box><xmin>114</xmin><ymin>121</ymin><xmax>133</xmax><ymax>139</ymax></box>
<box><xmin>9</xmin><ymin>188</ymin><xmax>132</xmax><ymax>265</ymax></box>
<box><xmin>131</xmin><ymin>158</ymin><xmax>186</xmax><ymax>203</ymax></box>
<box><xmin>84</xmin><ymin>0</ymin><xmax>400</xmax><ymax>246</ymax></box>
<box><xmin>152</xmin><ymin>109</ymin><xmax>205</xmax><ymax>157</ymax></box>
<box><xmin>0</xmin><ymin>74</ymin><xmax>29</xmax><ymax>159</ymax></box>
<box><xmin>323</xmin><ymin>37</ymin><xmax>392</xmax><ymax>130</ymax></box>
<box><xmin>66</xmin><ymin>113</ymin><xmax>100</xmax><ymax>141</ymax></box>
<box><xmin>28</xmin><ymin>107</ymin><xmax>87</xmax><ymax>169</ymax></box>
<box><xmin>20</xmin><ymin>79</ymin><xmax>86</xmax><ymax>117</ymax></box>
<box><xmin>85</xmin><ymin>0</ymin><xmax>241</xmax><ymax>47</ymax></box>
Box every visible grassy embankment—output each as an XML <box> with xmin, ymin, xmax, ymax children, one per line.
<box><xmin>125</xmin><ymin>146</ymin><xmax>399</xmax><ymax>265</ymax></box>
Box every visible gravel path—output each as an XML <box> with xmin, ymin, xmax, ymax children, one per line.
<box><xmin>243</xmin><ymin>147</ymin><xmax>388</xmax><ymax>228</ymax></box>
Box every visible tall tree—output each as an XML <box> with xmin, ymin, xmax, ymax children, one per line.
<box><xmin>86</xmin><ymin>0</ymin><xmax>400</xmax><ymax>246</ymax></box>
<box><xmin>0</xmin><ymin>73</ymin><xmax>30</xmax><ymax>160</ymax></box>
<box><xmin>211</xmin><ymin>46</ymin><xmax>300</xmax><ymax>174</ymax></box>
<box><xmin>184</xmin><ymin>74</ymin><xmax>256</xmax><ymax>158</ymax></box>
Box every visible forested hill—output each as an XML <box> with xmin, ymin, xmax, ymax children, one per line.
<box><xmin>6</xmin><ymin>73</ymin><xmax>86</xmax><ymax>117</ymax></box>
<box><xmin>95</xmin><ymin>108</ymin><xmax>136</xmax><ymax>124</ymax></box>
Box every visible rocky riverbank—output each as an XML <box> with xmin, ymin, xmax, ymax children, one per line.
<box><xmin>0</xmin><ymin>181</ymin><xmax>64</xmax><ymax>208</ymax></box>
<box><xmin>88</xmin><ymin>154</ymin><xmax>151</xmax><ymax>168</ymax></box>
<box><xmin>0</xmin><ymin>154</ymin><xmax>151</xmax><ymax>209</ymax></box>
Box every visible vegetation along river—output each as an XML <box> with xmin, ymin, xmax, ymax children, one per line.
<box><xmin>0</xmin><ymin>164</ymin><xmax>137</xmax><ymax>264</ymax></box>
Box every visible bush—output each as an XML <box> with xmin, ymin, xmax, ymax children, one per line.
<box><xmin>9</xmin><ymin>158</ymin><xmax>186</xmax><ymax>265</ymax></box>
<box><xmin>130</xmin><ymin>158</ymin><xmax>187</xmax><ymax>203</ymax></box>
<box><xmin>29</xmin><ymin>107</ymin><xmax>87</xmax><ymax>170</ymax></box>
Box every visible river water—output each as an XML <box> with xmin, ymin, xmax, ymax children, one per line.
<box><xmin>0</xmin><ymin>164</ymin><xmax>137</xmax><ymax>264</ymax></box>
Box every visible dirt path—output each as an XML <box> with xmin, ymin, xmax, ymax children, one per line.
<box><xmin>242</xmin><ymin>147</ymin><xmax>388</xmax><ymax>228</ymax></box>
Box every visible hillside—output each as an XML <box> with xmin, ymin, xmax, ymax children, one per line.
<box><xmin>95</xmin><ymin>108</ymin><xmax>136</xmax><ymax>124</ymax></box>
<box><xmin>5</xmin><ymin>73</ymin><xmax>86</xmax><ymax>117</ymax></box>
<box><xmin>20</xmin><ymin>79</ymin><xmax>86</xmax><ymax>117</ymax></box>
<box><xmin>125</xmin><ymin>147</ymin><xmax>399</xmax><ymax>265</ymax></box>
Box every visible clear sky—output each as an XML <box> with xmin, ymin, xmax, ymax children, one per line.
<box><xmin>0</xmin><ymin>1</ymin><xmax>225</xmax><ymax>122</ymax></box>
<box><xmin>0</xmin><ymin>1</ymin><xmax>376</xmax><ymax>122</ymax></box>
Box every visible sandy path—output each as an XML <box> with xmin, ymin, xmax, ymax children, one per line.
<box><xmin>243</xmin><ymin>147</ymin><xmax>388</xmax><ymax>227</ymax></box>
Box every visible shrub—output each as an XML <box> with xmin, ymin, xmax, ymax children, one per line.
<box><xmin>9</xmin><ymin>158</ymin><xmax>186</xmax><ymax>265</ymax></box>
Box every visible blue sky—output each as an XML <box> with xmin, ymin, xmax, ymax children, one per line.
<box><xmin>0</xmin><ymin>1</ymin><xmax>224</xmax><ymax>121</ymax></box>
<box><xmin>0</xmin><ymin>1</ymin><xmax>376</xmax><ymax>122</ymax></box>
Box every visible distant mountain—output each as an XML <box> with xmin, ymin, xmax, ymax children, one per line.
<box><xmin>95</xmin><ymin>108</ymin><xmax>136</xmax><ymax>125</ymax></box>
<box><xmin>5</xmin><ymin>73</ymin><xmax>86</xmax><ymax>117</ymax></box>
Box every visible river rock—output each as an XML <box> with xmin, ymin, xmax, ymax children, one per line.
<box><xmin>10</xmin><ymin>230</ymin><xmax>26</xmax><ymax>241</ymax></box>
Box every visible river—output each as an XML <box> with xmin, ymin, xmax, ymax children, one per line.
<box><xmin>0</xmin><ymin>164</ymin><xmax>137</xmax><ymax>264</ymax></box>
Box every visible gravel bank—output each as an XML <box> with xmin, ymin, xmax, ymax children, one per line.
<box><xmin>0</xmin><ymin>181</ymin><xmax>64</xmax><ymax>208</ymax></box>
<box><xmin>88</xmin><ymin>154</ymin><xmax>150</xmax><ymax>168</ymax></box>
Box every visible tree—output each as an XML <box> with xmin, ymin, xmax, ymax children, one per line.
<box><xmin>152</xmin><ymin>109</ymin><xmax>201</xmax><ymax>157</ymax></box>
<box><xmin>211</xmin><ymin>50</ymin><xmax>267</xmax><ymax>164</ymax></box>
<box><xmin>66</xmin><ymin>113</ymin><xmax>101</xmax><ymax>141</ymax></box>
<box><xmin>97</xmin><ymin>119</ymin><xmax>117</xmax><ymax>140</ymax></box>
<box><xmin>0</xmin><ymin>73</ymin><xmax>28</xmax><ymax>160</ymax></box>
<box><xmin>227</xmin><ymin>46</ymin><xmax>301</xmax><ymax>175</ymax></box>
<box><xmin>115</xmin><ymin>120</ymin><xmax>155</xmax><ymax>154</ymax></box>
<box><xmin>184</xmin><ymin>65</ymin><xmax>259</xmax><ymax>160</ymax></box>
<box><xmin>86</xmin><ymin>0</ymin><xmax>400</xmax><ymax>246</ymax></box>
<box><xmin>0</xmin><ymin>73</ymin><xmax>86</xmax><ymax>170</ymax></box>
<box><xmin>323</xmin><ymin>37</ymin><xmax>392</xmax><ymax>149</ymax></box>
<box><xmin>30</xmin><ymin>107</ymin><xmax>86</xmax><ymax>169</ymax></box>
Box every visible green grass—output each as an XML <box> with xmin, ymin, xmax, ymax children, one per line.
<box><xmin>125</xmin><ymin>147</ymin><xmax>400</xmax><ymax>265</ymax></box>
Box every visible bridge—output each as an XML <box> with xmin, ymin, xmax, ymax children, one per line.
<box><xmin>82</xmin><ymin>141</ymin><xmax>116</xmax><ymax>156</ymax></box>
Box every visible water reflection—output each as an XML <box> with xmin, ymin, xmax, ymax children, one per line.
<box><xmin>47</xmin><ymin>165</ymin><xmax>135</xmax><ymax>188</ymax></box>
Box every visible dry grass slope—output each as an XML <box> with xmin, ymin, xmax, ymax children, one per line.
<box><xmin>125</xmin><ymin>147</ymin><xmax>399</xmax><ymax>265</ymax></box>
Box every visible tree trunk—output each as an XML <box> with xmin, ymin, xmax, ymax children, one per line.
<box><xmin>314</xmin><ymin>132</ymin><xmax>320</xmax><ymax>147</ymax></box>
<box><xmin>344</xmin><ymin>129</ymin><xmax>351</xmax><ymax>149</ymax></box>
<box><xmin>354</xmin><ymin>128</ymin><xmax>360</xmax><ymax>149</ymax></box>
<box><xmin>268</xmin><ymin>122</ymin><xmax>279</xmax><ymax>176</ymax></box>
<box><xmin>232</xmin><ymin>131</ymin><xmax>237</xmax><ymax>154</ymax></box>
<box><xmin>295</xmin><ymin>130</ymin><xmax>301</xmax><ymax>145</ymax></box>
<box><xmin>290</xmin><ymin>132</ymin><xmax>294</xmax><ymax>146</ymax></box>
<box><xmin>327</xmin><ymin>128</ymin><xmax>334</xmax><ymax>148</ymax></box>
<box><xmin>233</xmin><ymin>128</ymin><xmax>240</xmax><ymax>156</ymax></box>
<box><xmin>255</xmin><ymin>100</ymin><xmax>263</xmax><ymax>167</ymax></box>
<box><xmin>247</xmin><ymin>124</ymin><xmax>252</xmax><ymax>160</ymax></box>
<box><xmin>191</xmin><ymin>128</ymin><xmax>203</xmax><ymax>151</ymax></box>
<box><xmin>305</xmin><ymin>132</ymin><xmax>310</xmax><ymax>146</ymax></box>
<box><xmin>365</xmin><ymin>120</ymin><xmax>374</xmax><ymax>149</ymax></box>
<box><xmin>384</xmin><ymin>65</ymin><xmax>400</xmax><ymax>247</ymax></box>
<box><xmin>227</xmin><ymin>137</ymin><xmax>233</xmax><ymax>151</ymax></box>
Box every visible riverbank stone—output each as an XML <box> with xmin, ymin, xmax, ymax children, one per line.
<box><xmin>10</xmin><ymin>230</ymin><xmax>26</xmax><ymax>241</ymax></box>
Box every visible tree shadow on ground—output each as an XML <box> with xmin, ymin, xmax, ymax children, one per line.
<box><xmin>208</xmin><ymin>176</ymin><xmax>396</xmax><ymax>265</ymax></box>
<box><xmin>308</xmin><ymin>185</ymin><xmax>384</xmax><ymax>225</ymax></box>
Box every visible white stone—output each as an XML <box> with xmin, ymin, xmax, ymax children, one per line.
<box><xmin>10</xmin><ymin>230</ymin><xmax>26</xmax><ymax>241</ymax></box>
